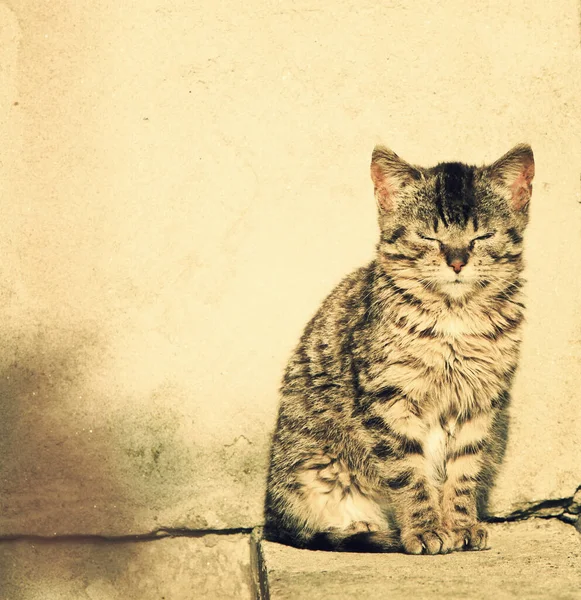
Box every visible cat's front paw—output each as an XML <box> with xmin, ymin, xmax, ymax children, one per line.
<box><xmin>451</xmin><ymin>524</ymin><xmax>489</xmax><ymax>551</ymax></box>
<box><xmin>400</xmin><ymin>528</ymin><xmax>453</xmax><ymax>555</ymax></box>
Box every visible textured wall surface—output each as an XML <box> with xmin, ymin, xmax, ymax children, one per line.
<box><xmin>0</xmin><ymin>0</ymin><xmax>580</xmax><ymax>550</ymax></box>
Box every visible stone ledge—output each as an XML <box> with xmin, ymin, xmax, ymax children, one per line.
<box><xmin>258</xmin><ymin>520</ymin><xmax>581</xmax><ymax>600</ymax></box>
<box><xmin>0</xmin><ymin>533</ymin><xmax>253</xmax><ymax>600</ymax></box>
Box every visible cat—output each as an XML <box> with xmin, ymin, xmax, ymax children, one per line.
<box><xmin>263</xmin><ymin>143</ymin><xmax>534</xmax><ymax>554</ymax></box>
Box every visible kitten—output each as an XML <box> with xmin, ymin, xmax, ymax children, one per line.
<box><xmin>264</xmin><ymin>144</ymin><xmax>534</xmax><ymax>554</ymax></box>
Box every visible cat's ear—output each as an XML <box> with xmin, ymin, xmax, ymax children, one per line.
<box><xmin>370</xmin><ymin>145</ymin><xmax>422</xmax><ymax>211</ymax></box>
<box><xmin>486</xmin><ymin>144</ymin><xmax>535</xmax><ymax>211</ymax></box>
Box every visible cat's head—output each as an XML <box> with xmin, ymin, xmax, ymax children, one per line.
<box><xmin>370</xmin><ymin>144</ymin><xmax>534</xmax><ymax>302</ymax></box>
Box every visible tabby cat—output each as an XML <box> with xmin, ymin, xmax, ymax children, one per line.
<box><xmin>264</xmin><ymin>144</ymin><xmax>534</xmax><ymax>554</ymax></box>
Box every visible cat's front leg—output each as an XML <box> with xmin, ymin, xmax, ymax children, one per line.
<box><xmin>387</xmin><ymin>473</ymin><xmax>454</xmax><ymax>555</ymax></box>
<box><xmin>368</xmin><ymin>412</ymin><xmax>452</xmax><ymax>554</ymax></box>
<box><xmin>441</xmin><ymin>412</ymin><xmax>495</xmax><ymax>551</ymax></box>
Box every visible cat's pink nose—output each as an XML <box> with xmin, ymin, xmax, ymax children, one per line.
<box><xmin>450</xmin><ymin>260</ymin><xmax>465</xmax><ymax>274</ymax></box>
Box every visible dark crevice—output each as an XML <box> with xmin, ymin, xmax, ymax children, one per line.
<box><xmin>486</xmin><ymin>486</ymin><xmax>581</xmax><ymax>527</ymax></box>
<box><xmin>1</xmin><ymin>488</ymin><xmax>579</xmax><ymax>551</ymax></box>
<box><xmin>0</xmin><ymin>527</ymin><xmax>254</xmax><ymax>545</ymax></box>
<box><xmin>250</xmin><ymin>527</ymin><xmax>270</xmax><ymax>600</ymax></box>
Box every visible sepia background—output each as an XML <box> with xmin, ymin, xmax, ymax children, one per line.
<box><xmin>0</xmin><ymin>0</ymin><xmax>579</xmax><ymax>597</ymax></box>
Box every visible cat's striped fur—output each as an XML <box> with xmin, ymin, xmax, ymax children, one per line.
<box><xmin>264</xmin><ymin>144</ymin><xmax>534</xmax><ymax>554</ymax></box>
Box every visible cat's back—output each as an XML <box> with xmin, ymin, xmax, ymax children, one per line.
<box><xmin>281</xmin><ymin>261</ymin><xmax>375</xmax><ymax>396</ymax></box>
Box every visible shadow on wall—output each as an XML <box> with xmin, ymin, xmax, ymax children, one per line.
<box><xmin>0</xmin><ymin>323</ymin><xmax>257</xmax><ymax>596</ymax></box>
<box><xmin>479</xmin><ymin>402</ymin><xmax>510</xmax><ymax>520</ymax></box>
<box><xmin>0</xmin><ymin>323</ymin><xmax>143</xmax><ymax>590</ymax></box>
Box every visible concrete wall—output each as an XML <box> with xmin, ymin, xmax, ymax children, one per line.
<box><xmin>0</xmin><ymin>0</ymin><xmax>580</xmax><ymax>585</ymax></box>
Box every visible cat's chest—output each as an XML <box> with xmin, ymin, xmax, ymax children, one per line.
<box><xmin>413</xmin><ymin>332</ymin><xmax>501</xmax><ymax>382</ymax></box>
<box><xmin>368</xmin><ymin>312</ymin><xmax>518</xmax><ymax>410</ymax></box>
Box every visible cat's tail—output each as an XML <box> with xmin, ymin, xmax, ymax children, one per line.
<box><xmin>264</xmin><ymin>526</ymin><xmax>403</xmax><ymax>553</ymax></box>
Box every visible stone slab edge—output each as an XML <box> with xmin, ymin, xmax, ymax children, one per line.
<box><xmin>251</xmin><ymin>527</ymin><xmax>270</xmax><ymax>600</ymax></box>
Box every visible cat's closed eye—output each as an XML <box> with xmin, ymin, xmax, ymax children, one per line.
<box><xmin>417</xmin><ymin>233</ymin><xmax>442</xmax><ymax>245</ymax></box>
<box><xmin>417</xmin><ymin>231</ymin><xmax>496</xmax><ymax>249</ymax></box>
<box><xmin>469</xmin><ymin>232</ymin><xmax>496</xmax><ymax>249</ymax></box>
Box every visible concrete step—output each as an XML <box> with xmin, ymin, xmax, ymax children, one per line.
<box><xmin>255</xmin><ymin>520</ymin><xmax>581</xmax><ymax>600</ymax></box>
<box><xmin>0</xmin><ymin>534</ymin><xmax>253</xmax><ymax>600</ymax></box>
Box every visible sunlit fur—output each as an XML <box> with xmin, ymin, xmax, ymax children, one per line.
<box><xmin>377</xmin><ymin>160</ymin><xmax>528</xmax><ymax>307</ymax></box>
<box><xmin>264</xmin><ymin>145</ymin><xmax>534</xmax><ymax>554</ymax></box>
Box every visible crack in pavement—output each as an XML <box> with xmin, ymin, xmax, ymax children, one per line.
<box><xmin>2</xmin><ymin>485</ymin><xmax>580</xmax><ymax>543</ymax></box>
<box><xmin>487</xmin><ymin>484</ymin><xmax>581</xmax><ymax>527</ymax></box>
<box><xmin>0</xmin><ymin>527</ymin><xmax>254</xmax><ymax>544</ymax></box>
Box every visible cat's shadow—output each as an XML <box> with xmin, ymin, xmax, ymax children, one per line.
<box><xmin>478</xmin><ymin>405</ymin><xmax>510</xmax><ymax>520</ymax></box>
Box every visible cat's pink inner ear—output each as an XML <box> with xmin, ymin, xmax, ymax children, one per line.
<box><xmin>371</xmin><ymin>162</ymin><xmax>396</xmax><ymax>211</ymax></box>
<box><xmin>509</xmin><ymin>161</ymin><xmax>535</xmax><ymax>211</ymax></box>
<box><xmin>489</xmin><ymin>144</ymin><xmax>535</xmax><ymax>211</ymax></box>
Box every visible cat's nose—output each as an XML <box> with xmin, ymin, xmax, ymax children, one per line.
<box><xmin>449</xmin><ymin>260</ymin><xmax>466</xmax><ymax>274</ymax></box>
<box><xmin>444</xmin><ymin>246</ymin><xmax>469</xmax><ymax>273</ymax></box>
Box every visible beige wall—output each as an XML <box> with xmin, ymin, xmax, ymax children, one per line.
<box><xmin>0</xmin><ymin>0</ymin><xmax>579</xmax><ymax>537</ymax></box>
